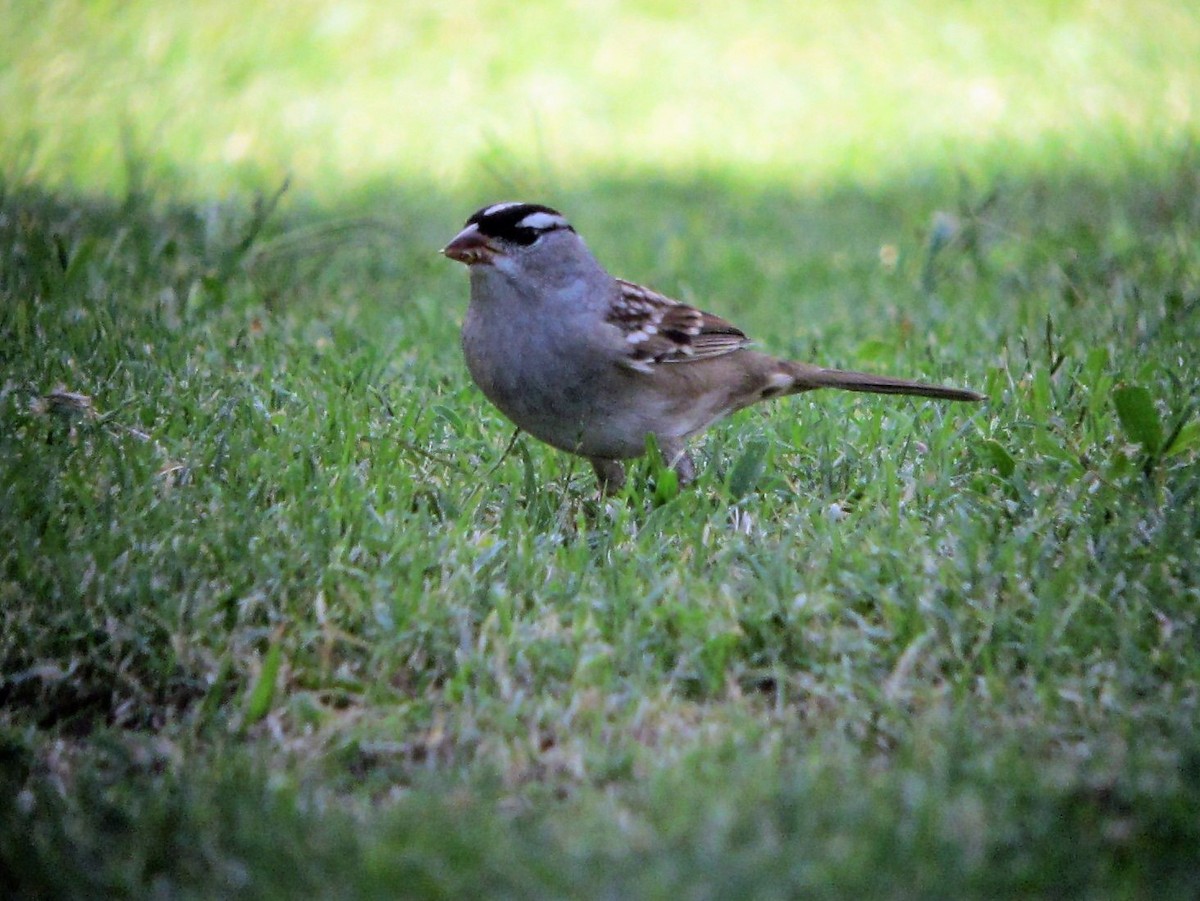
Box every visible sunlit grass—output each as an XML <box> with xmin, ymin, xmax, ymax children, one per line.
<box><xmin>3</xmin><ymin>0</ymin><xmax>1197</xmax><ymax>198</ymax></box>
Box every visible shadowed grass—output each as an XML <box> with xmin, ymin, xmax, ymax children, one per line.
<box><xmin>3</xmin><ymin>158</ymin><xmax>1199</xmax><ymax>895</ymax></box>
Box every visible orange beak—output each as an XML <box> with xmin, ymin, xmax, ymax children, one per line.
<box><xmin>441</xmin><ymin>223</ymin><xmax>499</xmax><ymax>265</ymax></box>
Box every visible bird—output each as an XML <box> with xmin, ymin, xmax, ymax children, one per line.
<box><xmin>442</xmin><ymin>201</ymin><xmax>984</xmax><ymax>493</ymax></box>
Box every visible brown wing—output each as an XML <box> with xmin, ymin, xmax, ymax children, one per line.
<box><xmin>610</xmin><ymin>279</ymin><xmax>751</xmax><ymax>370</ymax></box>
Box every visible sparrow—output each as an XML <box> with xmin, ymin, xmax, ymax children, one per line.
<box><xmin>443</xmin><ymin>201</ymin><xmax>984</xmax><ymax>492</ymax></box>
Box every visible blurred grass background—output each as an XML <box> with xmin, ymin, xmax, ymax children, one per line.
<box><xmin>4</xmin><ymin>0</ymin><xmax>1197</xmax><ymax>198</ymax></box>
<box><xmin>3</xmin><ymin>1</ymin><xmax>1200</xmax><ymax>897</ymax></box>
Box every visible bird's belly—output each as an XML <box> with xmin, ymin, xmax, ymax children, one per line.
<box><xmin>462</xmin><ymin>315</ymin><xmax>735</xmax><ymax>460</ymax></box>
<box><xmin>462</xmin><ymin>319</ymin><xmax>627</xmax><ymax>456</ymax></box>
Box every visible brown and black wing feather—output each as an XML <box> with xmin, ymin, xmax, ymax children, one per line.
<box><xmin>610</xmin><ymin>279</ymin><xmax>751</xmax><ymax>369</ymax></box>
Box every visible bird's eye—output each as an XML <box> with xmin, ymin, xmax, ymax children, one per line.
<box><xmin>509</xmin><ymin>226</ymin><xmax>542</xmax><ymax>246</ymax></box>
<box><xmin>468</xmin><ymin>203</ymin><xmax>572</xmax><ymax>247</ymax></box>
<box><xmin>508</xmin><ymin>211</ymin><xmax>569</xmax><ymax>245</ymax></box>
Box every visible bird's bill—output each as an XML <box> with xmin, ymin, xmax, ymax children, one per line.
<box><xmin>441</xmin><ymin>223</ymin><xmax>499</xmax><ymax>265</ymax></box>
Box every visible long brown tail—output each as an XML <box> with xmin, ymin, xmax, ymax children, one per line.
<box><xmin>784</xmin><ymin>361</ymin><xmax>985</xmax><ymax>402</ymax></box>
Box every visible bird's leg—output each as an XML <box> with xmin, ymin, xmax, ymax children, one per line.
<box><xmin>674</xmin><ymin>451</ymin><xmax>696</xmax><ymax>485</ymax></box>
<box><xmin>590</xmin><ymin>447</ymin><xmax>693</xmax><ymax>495</ymax></box>
<box><xmin>589</xmin><ymin>457</ymin><xmax>627</xmax><ymax>495</ymax></box>
<box><xmin>660</xmin><ymin>442</ymin><xmax>696</xmax><ymax>486</ymax></box>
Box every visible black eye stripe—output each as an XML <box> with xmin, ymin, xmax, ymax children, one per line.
<box><xmin>508</xmin><ymin>227</ymin><xmax>541</xmax><ymax>246</ymax></box>
<box><xmin>466</xmin><ymin>202</ymin><xmax>572</xmax><ymax>245</ymax></box>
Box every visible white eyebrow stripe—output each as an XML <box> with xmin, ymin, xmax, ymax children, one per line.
<box><xmin>518</xmin><ymin>211</ymin><xmax>568</xmax><ymax>230</ymax></box>
<box><xmin>481</xmin><ymin>201</ymin><xmax>525</xmax><ymax>218</ymax></box>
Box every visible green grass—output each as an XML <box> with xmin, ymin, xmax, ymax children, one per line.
<box><xmin>3</xmin><ymin>1</ymin><xmax>1200</xmax><ymax>897</ymax></box>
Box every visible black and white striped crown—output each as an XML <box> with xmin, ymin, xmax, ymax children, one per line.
<box><xmin>465</xmin><ymin>202</ymin><xmax>573</xmax><ymax>246</ymax></box>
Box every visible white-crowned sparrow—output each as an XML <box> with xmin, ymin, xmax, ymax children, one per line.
<box><xmin>443</xmin><ymin>201</ymin><xmax>984</xmax><ymax>492</ymax></box>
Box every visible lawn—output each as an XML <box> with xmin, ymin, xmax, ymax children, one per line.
<box><xmin>3</xmin><ymin>1</ymin><xmax>1200</xmax><ymax>896</ymax></box>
